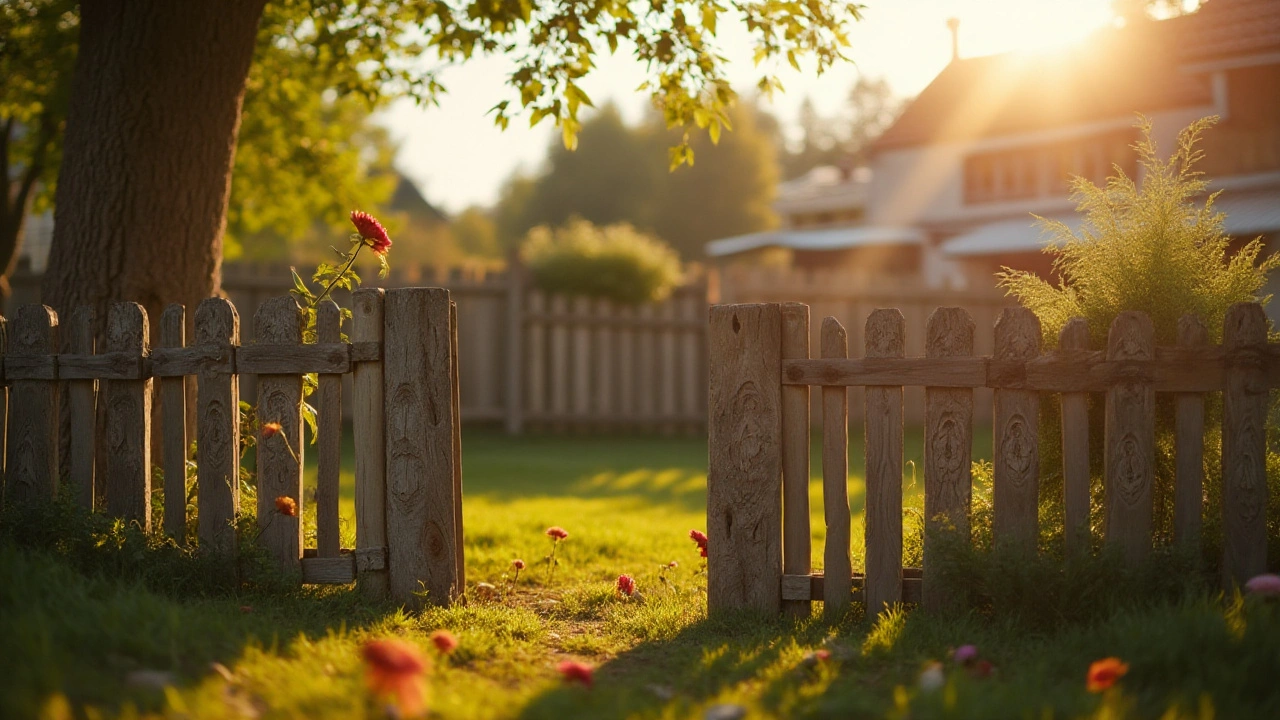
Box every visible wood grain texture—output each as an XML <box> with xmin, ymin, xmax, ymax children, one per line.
<box><xmin>195</xmin><ymin>299</ymin><xmax>240</xmax><ymax>555</ymax></box>
<box><xmin>1104</xmin><ymin>312</ymin><xmax>1155</xmax><ymax>564</ymax></box>
<box><xmin>1221</xmin><ymin>303</ymin><xmax>1268</xmax><ymax>586</ymax></box>
<box><xmin>159</xmin><ymin>305</ymin><xmax>188</xmax><ymax>539</ymax></box>
<box><xmin>316</xmin><ymin>301</ymin><xmax>342</xmax><ymax>558</ymax></box>
<box><xmin>383</xmin><ymin>288</ymin><xmax>460</xmax><ymax>607</ymax></box>
<box><xmin>780</xmin><ymin>303</ymin><xmax>811</xmax><ymax>618</ymax></box>
<box><xmin>351</xmin><ymin>289</ymin><xmax>388</xmax><ymax>598</ymax></box>
<box><xmin>820</xmin><ymin>316</ymin><xmax>852</xmax><ymax>616</ymax></box>
<box><xmin>235</xmin><ymin>343</ymin><xmax>349</xmax><ymax>374</ymax></box>
<box><xmin>450</xmin><ymin>300</ymin><xmax>466</xmax><ymax>592</ymax></box>
<box><xmin>864</xmin><ymin>309</ymin><xmax>904</xmax><ymax>613</ymax></box>
<box><xmin>1174</xmin><ymin>315</ymin><xmax>1207</xmax><ymax>550</ymax></box>
<box><xmin>781</xmin><ymin>572</ymin><xmax>922</xmax><ymax>604</ymax></box>
<box><xmin>104</xmin><ymin>303</ymin><xmax>152</xmax><ymax>528</ymax></box>
<box><xmin>923</xmin><ymin>307</ymin><xmax>974</xmax><ymax>612</ymax></box>
<box><xmin>150</xmin><ymin>345</ymin><xmax>233</xmax><ymax>376</ymax></box>
<box><xmin>1059</xmin><ymin>318</ymin><xmax>1092</xmax><ymax>557</ymax></box>
<box><xmin>992</xmin><ymin>308</ymin><xmax>1041</xmax><ymax>550</ymax></box>
<box><xmin>66</xmin><ymin>307</ymin><xmax>97</xmax><ymax>509</ymax></box>
<box><xmin>255</xmin><ymin>296</ymin><xmax>305</xmax><ymax>576</ymax></box>
<box><xmin>301</xmin><ymin>555</ymin><xmax>356</xmax><ymax>584</ymax></box>
<box><xmin>56</xmin><ymin>351</ymin><xmax>145</xmax><ymax>379</ymax></box>
<box><xmin>707</xmin><ymin>303</ymin><xmax>783</xmax><ymax>615</ymax></box>
<box><xmin>5</xmin><ymin>305</ymin><xmax>60</xmax><ymax>505</ymax></box>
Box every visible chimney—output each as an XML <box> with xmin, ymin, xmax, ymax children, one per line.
<box><xmin>946</xmin><ymin>17</ymin><xmax>961</xmax><ymax>62</ymax></box>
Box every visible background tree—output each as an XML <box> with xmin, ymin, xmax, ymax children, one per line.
<box><xmin>777</xmin><ymin>76</ymin><xmax>905</xmax><ymax>180</ymax></box>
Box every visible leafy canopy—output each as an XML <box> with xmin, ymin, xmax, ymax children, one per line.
<box><xmin>999</xmin><ymin>116</ymin><xmax>1280</xmax><ymax>346</ymax></box>
<box><xmin>522</xmin><ymin>217</ymin><xmax>683</xmax><ymax>304</ymax></box>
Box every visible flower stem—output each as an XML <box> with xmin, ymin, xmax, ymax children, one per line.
<box><xmin>313</xmin><ymin>244</ymin><xmax>363</xmax><ymax>307</ymax></box>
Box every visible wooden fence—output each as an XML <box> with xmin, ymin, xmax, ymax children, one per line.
<box><xmin>707</xmin><ymin>301</ymin><xmax>1271</xmax><ymax>616</ymax></box>
<box><xmin>0</xmin><ymin>288</ymin><xmax>463</xmax><ymax>608</ymax></box>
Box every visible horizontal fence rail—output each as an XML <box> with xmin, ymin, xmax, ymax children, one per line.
<box><xmin>0</xmin><ymin>289</ymin><xmax>463</xmax><ymax>608</ymax></box>
<box><xmin>707</xmin><ymin>301</ymin><xmax>1271</xmax><ymax>617</ymax></box>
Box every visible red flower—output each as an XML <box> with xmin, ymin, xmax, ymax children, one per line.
<box><xmin>557</xmin><ymin>660</ymin><xmax>594</xmax><ymax>688</ymax></box>
<box><xmin>969</xmin><ymin>659</ymin><xmax>995</xmax><ymax>678</ymax></box>
<box><xmin>274</xmin><ymin>496</ymin><xmax>298</xmax><ymax>517</ymax></box>
<box><xmin>430</xmin><ymin>629</ymin><xmax>458</xmax><ymax>655</ymax></box>
<box><xmin>239</xmin><ymin>605</ymin><xmax>253</xmax><ymax>614</ymax></box>
<box><xmin>513</xmin><ymin>559</ymin><xmax>526</xmax><ymax>570</ymax></box>
<box><xmin>814</xmin><ymin>649</ymin><xmax>831</xmax><ymax>662</ymax></box>
<box><xmin>1086</xmin><ymin>657</ymin><xmax>1129</xmax><ymax>693</ymax></box>
<box><xmin>689</xmin><ymin>529</ymin><xmax>708</xmax><ymax>557</ymax></box>
<box><xmin>261</xmin><ymin>422</ymin><xmax>282</xmax><ymax>438</ymax></box>
<box><xmin>350</xmin><ymin>211</ymin><xmax>392</xmax><ymax>255</ymax></box>
<box><xmin>616</xmin><ymin>574</ymin><xmax>636</xmax><ymax>597</ymax></box>
<box><xmin>546</xmin><ymin>526</ymin><xmax>569</xmax><ymax>540</ymax></box>
<box><xmin>362</xmin><ymin>638</ymin><xmax>429</xmax><ymax>717</ymax></box>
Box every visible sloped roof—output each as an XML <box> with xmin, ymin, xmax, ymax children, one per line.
<box><xmin>872</xmin><ymin>0</ymin><xmax>1280</xmax><ymax>152</ymax></box>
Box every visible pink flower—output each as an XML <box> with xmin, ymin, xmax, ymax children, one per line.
<box><xmin>953</xmin><ymin>645</ymin><xmax>978</xmax><ymax>665</ymax></box>
<box><xmin>362</xmin><ymin>639</ymin><xmax>429</xmax><ymax>717</ymax></box>
<box><xmin>1245</xmin><ymin>574</ymin><xmax>1280</xmax><ymax>597</ymax></box>
<box><xmin>557</xmin><ymin>660</ymin><xmax>594</xmax><ymax>687</ymax></box>
<box><xmin>546</xmin><ymin>526</ymin><xmax>569</xmax><ymax>540</ymax></box>
<box><xmin>513</xmin><ymin>559</ymin><xmax>526</xmax><ymax>570</ymax></box>
<box><xmin>616</xmin><ymin>574</ymin><xmax>636</xmax><ymax>597</ymax></box>
<box><xmin>430</xmin><ymin>629</ymin><xmax>458</xmax><ymax>655</ymax></box>
<box><xmin>689</xmin><ymin>529</ymin><xmax>708</xmax><ymax>558</ymax></box>
<box><xmin>350</xmin><ymin>211</ymin><xmax>392</xmax><ymax>255</ymax></box>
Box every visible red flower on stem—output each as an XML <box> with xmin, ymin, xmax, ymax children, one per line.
<box><xmin>350</xmin><ymin>210</ymin><xmax>392</xmax><ymax>255</ymax></box>
<box><xmin>261</xmin><ymin>422</ymin><xmax>282</xmax><ymax>438</ymax></box>
<box><xmin>513</xmin><ymin>559</ymin><xmax>526</xmax><ymax>570</ymax></box>
<box><xmin>274</xmin><ymin>496</ymin><xmax>298</xmax><ymax>517</ymax></box>
<box><xmin>1086</xmin><ymin>657</ymin><xmax>1129</xmax><ymax>693</ymax></box>
<box><xmin>546</xmin><ymin>526</ymin><xmax>569</xmax><ymax>540</ymax></box>
<box><xmin>430</xmin><ymin>629</ymin><xmax>458</xmax><ymax>655</ymax></box>
<box><xmin>362</xmin><ymin>638</ymin><xmax>430</xmax><ymax>717</ymax></box>
<box><xmin>616</xmin><ymin>574</ymin><xmax>636</xmax><ymax>597</ymax></box>
<box><xmin>557</xmin><ymin>660</ymin><xmax>594</xmax><ymax>688</ymax></box>
<box><xmin>689</xmin><ymin>529</ymin><xmax>708</xmax><ymax>558</ymax></box>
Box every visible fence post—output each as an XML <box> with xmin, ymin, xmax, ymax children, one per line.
<box><xmin>67</xmin><ymin>307</ymin><xmax>96</xmax><ymax>509</ymax></box>
<box><xmin>195</xmin><ymin>298</ymin><xmax>240</xmax><ymax>556</ymax></box>
<box><xmin>780</xmin><ymin>303</ymin><xmax>811</xmax><ymax>618</ymax></box>
<box><xmin>352</xmin><ymin>288</ymin><xmax>389</xmax><ymax>599</ymax></box>
<box><xmin>1174</xmin><ymin>314</ymin><xmax>1208</xmax><ymax>550</ymax></box>
<box><xmin>1059</xmin><ymin>318</ymin><xmax>1091</xmax><ymax>557</ymax></box>
<box><xmin>255</xmin><ymin>296</ymin><xmax>305</xmax><ymax>575</ymax></box>
<box><xmin>316</xmin><ymin>301</ymin><xmax>343</xmax><ymax>558</ymax></box>
<box><xmin>450</xmin><ymin>300</ymin><xmax>466</xmax><ymax>592</ymax></box>
<box><xmin>504</xmin><ymin>258</ymin><xmax>525</xmax><ymax>435</ymax></box>
<box><xmin>159</xmin><ymin>304</ymin><xmax>188</xmax><ymax>539</ymax></box>
<box><xmin>922</xmin><ymin>307</ymin><xmax>974</xmax><ymax>612</ymax></box>
<box><xmin>707</xmin><ymin>303</ymin><xmax>782</xmax><ymax>615</ymax></box>
<box><xmin>104</xmin><ymin>303</ymin><xmax>152</xmax><ymax>528</ymax></box>
<box><xmin>383</xmin><ymin>288</ymin><xmax>461</xmax><ymax>607</ymax></box>
<box><xmin>1104</xmin><ymin>311</ymin><xmax>1155</xmax><ymax>564</ymax></box>
<box><xmin>864</xmin><ymin>309</ymin><xmax>904</xmax><ymax>614</ymax></box>
<box><xmin>820</xmin><ymin>316</ymin><xmax>852</xmax><ymax>617</ymax></box>
<box><xmin>992</xmin><ymin>307</ymin><xmax>1041</xmax><ymax>550</ymax></box>
<box><xmin>1221</xmin><ymin>303</ymin><xmax>1267</xmax><ymax>586</ymax></box>
<box><xmin>4</xmin><ymin>305</ymin><xmax>59</xmax><ymax>505</ymax></box>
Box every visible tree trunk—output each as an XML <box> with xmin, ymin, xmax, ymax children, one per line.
<box><xmin>42</xmin><ymin>0</ymin><xmax>267</xmax><ymax>324</ymax></box>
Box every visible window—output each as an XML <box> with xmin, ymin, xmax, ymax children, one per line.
<box><xmin>964</xmin><ymin>128</ymin><xmax>1137</xmax><ymax>204</ymax></box>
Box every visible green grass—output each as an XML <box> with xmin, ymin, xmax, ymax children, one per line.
<box><xmin>3</xmin><ymin>430</ymin><xmax>1278</xmax><ymax>719</ymax></box>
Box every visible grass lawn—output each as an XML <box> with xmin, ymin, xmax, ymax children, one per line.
<box><xmin>3</xmin><ymin>429</ymin><xmax>1279</xmax><ymax>719</ymax></box>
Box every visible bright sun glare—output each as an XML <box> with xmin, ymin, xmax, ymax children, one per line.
<box><xmin>957</xmin><ymin>2</ymin><xmax>1116</xmax><ymax>57</ymax></box>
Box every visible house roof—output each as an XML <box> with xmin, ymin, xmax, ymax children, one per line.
<box><xmin>706</xmin><ymin>225</ymin><xmax>925</xmax><ymax>258</ymax></box>
<box><xmin>872</xmin><ymin>0</ymin><xmax>1280</xmax><ymax>152</ymax></box>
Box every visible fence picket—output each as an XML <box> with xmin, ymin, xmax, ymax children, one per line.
<box><xmin>526</xmin><ymin>292</ymin><xmax>546</xmax><ymax>421</ymax></box>
<box><xmin>352</xmin><ymin>289</ymin><xmax>388</xmax><ymax>598</ymax></box>
<box><xmin>255</xmin><ymin>296</ymin><xmax>305</xmax><ymax>574</ymax></box>
<box><xmin>195</xmin><ymin>298</ymin><xmax>240</xmax><ymax>555</ymax></box>
<box><xmin>864</xmin><ymin>309</ymin><xmax>904</xmax><ymax>613</ymax></box>
<box><xmin>450</xmin><ymin>300</ymin><xmax>466</xmax><ymax>592</ymax></box>
<box><xmin>67</xmin><ymin>307</ymin><xmax>96</xmax><ymax>509</ymax></box>
<box><xmin>384</xmin><ymin>288</ymin><xmax>461</xmax><ymax>607</ymax></box>
<box><xmin>993</xmin><ymin>307</ymin><xmax>1041</xmax><ymax>550</ymax></box>
<box><xmin>593</xmin><ymin>299</ymin><xmax>614</xmax><ymax>423</ymax></box>
<box><xmin>5</xmin><ymin>305</ymin><xmax>59</xmax><ymax>505</ymax></box>
<box><xmin>820</xmin><ymin>316</ymin><xmax>853</xmax><ymax>616</ymax></box>
<box><xmin>1104</xmin><ymin>312</ymin><xmax>1155</xmax><ymax>564</ymax></box>
<box><xmin>104</xmin><ymin>303</ymin><xmax>152</xmax><ymax>528</ymax></box>
<box><xmin>923</xmin><ymin>307</ymin><xmax>974</xmax><ymax>612</ymax></box>
<box><xmin>316</xmin><ymin>300</ymin><xmax>342</xmax><ymax>558</ymax></box>
<box><xmin>781</xmin><ymin>303</ymin><xmax>811</xmax><ymax>618</ymax></box>
<box><xmin>572</xmin><ymin>296</ymin><xmax>591</xmax><ymax>424</ymax></box>
<box><xmin>549</xmin><ymin>294</ymin><xmax>569</xmax><ymax>428</ymax></box>
<box><xmin>159</xmin><ymin>304</ymin><xmax>188</xmax><ymax>538</ymax></box>
<box><xmin>1174</xmin><ymin>315</ymin><xmax>1208</xmax><ymax>550</ymax></box>
<box><xmin>1222</xmin><ymin>303</ymin><xmax>1268</xmax><ymax>586</ymax></box>
<box><xmin>707</xmin><ymin>303</ymin><xmax>782</xmax><ymax>615</ymax></box>
<box><xmin>504</xmin><ymin>261</ymin><xmax>524</xmax><ymax>435</ymax></box>
<box><xmin>1059</xmin><ymin>318</ymin><xmax>1092</xmax><ymax>557</ymax></box>
<box><xmin>660</xmin><ymin>300</ymin><xmax>679</xmax><ymax>432</ymax></box>
<box><xmin>681</xmin><ymin>293</ymin><xmax>702</xmax><ymax>433</ymax></box>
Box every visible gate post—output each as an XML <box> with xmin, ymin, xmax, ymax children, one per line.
<box><xmin>707</xmin><ymin>303</ymin><xmax>783</xmax><ymax>615</ymax></box>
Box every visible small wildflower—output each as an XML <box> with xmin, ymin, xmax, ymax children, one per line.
<box><xmin>274</xmin><ymin>495</ymin><xmax>297</xmax><ymax>517</ymax></box>
<box><xmin>261</xmin><ymin>422</ymin><xmax>282</xmax><ymax>438</ymax></box>
<box><xmin>952</xmin><ymin>644</ymin><xmax>978</xmax><ymax>665</ymax></box>
<box><xmin>546</xmin><ymin>526</ymin><xmax>569</xmax><ymax>540</ymax></box>
<box><xmin>362</xmin><ymin>638</ymin><xmax>429</xmax><ymax>717</ymax></box>
<box><xmin>616</xmin><ymin>574</ymin><xmax>636</xmax><ymax>597</ymax></box>
<box><xmin>689</xmin><ymin>529</ymin><xmax>708</xmax><ymax>558</ymax></box>
<box><xmin>430</xmin><ymin>630</ymin><xmax>458</xmax><ymax>655</ymax></box>
<box><xmin>1086</xmin><ymin>657</ymin><xmax>1129</xmax><ymax>693</ymax></box>
<box><xmin>667</xmin><ymin>561</ymin><xmax>678</xmax><ymax>569</ymax></box>
<box><xmin>1245</xmin><ymin>573</ymin><xmax>1280</xmax><ymax>597</ymax></box>
<box><xmin>557</xmin><ymin>660</ymin><xmax>594</xmax><ymax>688</ymax></box>
<box><xmin>350</xmin><ymin>211</ymin><xmax>392</xmax><ymax>255</ymax></box>
<box><xmin>918</xmin><ymin>661</ymin><xmax>945</xmax><ymax>692</ymax></box>
<box><xmin>239</xmin><ymin>605</ymin><xmax>253</xmax><ymax>614</ymax></box>
<box><xmin>513</xmin><ymin>559</ymin><xmax>526</xmax><ymax>570</ymax></box>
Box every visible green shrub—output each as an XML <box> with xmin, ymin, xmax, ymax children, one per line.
<box><xmin>521</xmin><ymin>217</ymin><xmax>682</xmax><ymax>305</ymax></box>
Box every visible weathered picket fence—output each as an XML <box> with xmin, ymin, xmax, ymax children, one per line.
<box><xmin>707</xmin><ymin>301</ymin><xmax>1271</xmax><ymax>616</ymax></box>
<box><xmin>0</xmin><ymin>288</ymin><xmax>463</xmax><ymax>608</ymax></box>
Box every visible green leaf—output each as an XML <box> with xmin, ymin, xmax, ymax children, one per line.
<box><xmin>290</xmin><ymin>267</ymin><xmax>314</xmax><ymax>301</ymax></box>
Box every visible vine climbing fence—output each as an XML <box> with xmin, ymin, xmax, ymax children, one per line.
<box><xmin>0</xmin><ymin>287</ymin><xmax>463</xmax><ymax>608</ymax></box>
<box><xmin>707</xmin><ymin>301</ymin><xmax>1272</xmax><ymax>617</ymax></box>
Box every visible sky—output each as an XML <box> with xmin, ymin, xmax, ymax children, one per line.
<box><xmin>379</xmin><ymin>0</ymin><xmax>1120</xmax><ymax>214</ymax></box>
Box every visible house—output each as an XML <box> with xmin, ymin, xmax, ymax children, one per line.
<box><xmin>866</xmin><ymin>0</ymin><xmax>1280</xmax><ymax>300</ymax></box>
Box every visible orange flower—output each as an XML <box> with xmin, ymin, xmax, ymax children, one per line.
<box><xmin>362</xmin><ymin>638</ymin><xmax>429</xmax><ymax>717</ymax></box>
<box><xmin>350</xmin><ymin>211</ymin><xmax>392</xmax><ymax>255</ymax></box>
<box><xmin>1086</xmin><ymin>657</ymin><xmax>1129</xmax><ymax>693</ymax></box>
<box><xmin>430</xmin><ymin>630</ymin><xmax>458</xmax><ymax>655</ymax></box>
<box><xmin>557</xmin><ymin>660</ymin><xmax>594</xmax><ymax>688</ymax></box>
<box><xmin>261</xmin><ymin>422</ymin><xmax>282</xmax><ymax>438</ymax></box>
<box><xmin>546</xmin><ymin>526</ymin><xmax>569</xmax><ymax>540</ymax></box>
<box><xmin>274</xmin><ymin>496</ymin><xmax>297</xmax><ymax>517</ymax></box>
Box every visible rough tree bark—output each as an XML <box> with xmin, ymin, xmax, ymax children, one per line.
<box><xmin>42</xmin><ymin>0</ymin><xmax>267</xmax><ymax>323</ymax></box>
